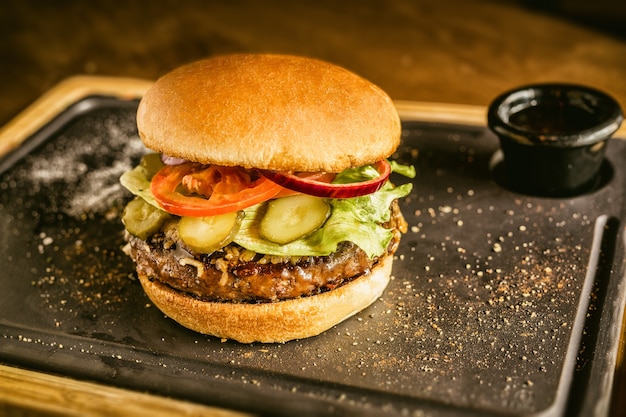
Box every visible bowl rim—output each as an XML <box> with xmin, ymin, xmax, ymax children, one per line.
<box><xmin>487</xmin><ymin>82</ymin><xmax>623</xmax><ymax>147</ymax></box>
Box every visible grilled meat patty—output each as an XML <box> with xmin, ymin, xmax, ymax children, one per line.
<box><xmin>125</xmin><ymin>202</ymin><xmax>405</xmax><ymax>303</ymax></box>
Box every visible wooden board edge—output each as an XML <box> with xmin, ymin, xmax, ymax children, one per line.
<box><xmin>0</xmin><ymin>76</ymin><xmax>153</xmax><ymax>158</ymax></box>
<box><xmin>0</xmin><ymin>363</ymin><xmax>252</xmax><ymax>417</ymax></box>
<box><xmin>393</xmin><ymin>100</ymin><xmax>486</xmax><ymax>126</ymax></box>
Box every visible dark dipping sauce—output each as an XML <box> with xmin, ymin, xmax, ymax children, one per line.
<box><xmin>508</xmin><ymin>104</ymin><xmax>600</xmax><ymax>135</ymax></box>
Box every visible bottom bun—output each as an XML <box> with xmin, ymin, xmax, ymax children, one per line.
<box><xmin>137</xmin><ymin>254</ymin><xmax>394</xmax><ymax>343</ymax></box>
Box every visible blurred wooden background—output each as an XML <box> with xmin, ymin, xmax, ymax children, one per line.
<box><xmin>1</xmin><ymin>0</ymin><xmax>625</xmax><ymax>126</ymax></box>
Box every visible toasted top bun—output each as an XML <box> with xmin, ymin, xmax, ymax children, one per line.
<box><xmin>136</xmin><ymin>54</ymin><xmax>401</xmax><ymax>173</ymax></box>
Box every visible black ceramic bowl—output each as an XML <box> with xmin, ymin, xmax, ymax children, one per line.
<box><xmin>487</xmin><ymin>83</ymin><xmax>623</xmax><ymax>197</ymax></box>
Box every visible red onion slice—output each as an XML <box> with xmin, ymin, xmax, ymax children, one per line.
<box><xmin>259</xmin><ymin>160</ymin><xmax>391</xmax><ymax>199</ymax></box>
<box><xmin>161</xmin><ymin>154</ymin><xmax>188</xmax><ymax>166</ymax></box>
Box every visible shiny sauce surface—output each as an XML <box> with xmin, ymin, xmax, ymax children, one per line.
<box><xmin>508</xmin><ymin>104</ymin><xmax>600</xmax><ymax>135</ymax></box>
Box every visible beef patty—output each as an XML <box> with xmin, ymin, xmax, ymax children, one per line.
<box><xmin>125</xmin><ymin>202</ymin><xmax>405</xmax><ymax>303</ymax></box>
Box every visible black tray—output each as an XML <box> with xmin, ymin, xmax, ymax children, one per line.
<box><xmin>1</xmin><ymin>96</ymin><xmax>625</xmax><ymax>417</ymax></box>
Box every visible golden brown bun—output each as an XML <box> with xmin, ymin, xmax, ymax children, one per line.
<box><xmin>137</xmin><ymin>54</ymin><xmax>401</xmax><ymax>173</ymax></box>
<box><xmin>137</xmin><ymin>254</ymin><xmax>393</xmax><ymax>343</ymax></box>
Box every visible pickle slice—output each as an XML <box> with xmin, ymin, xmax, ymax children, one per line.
<box><xmin>260</xmin><ymin>194</ymin><xmax>330</xmax><ymax>244</ymax></box>
<box><xmin>122</xmin><ymin>197</ymin><xmax>171</xmax><ymax>239</ymax></box>
<box><xmin>140</xmin><ymin>153</ymin><xmax>165</xmax><ymax>180</ymax></box>
<box><xmin>178</xmin><ymin>211</ymin><xmax>243</xmax><ymax>253</ymax></box>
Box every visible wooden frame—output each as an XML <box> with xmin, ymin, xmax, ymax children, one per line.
<box><xmin>0</xmin><ymin>76</ymin><xmax>624</xmax><ymax>416</ymax></box>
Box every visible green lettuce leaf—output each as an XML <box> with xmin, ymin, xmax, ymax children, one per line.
<box><xmin>119</xmin><ymin>165</ymin><xmax>160</xmax><ymax>208</ymax></box>
<box><xmin>389</xmin><ymin>160</ymin><xmax>416</xmax><ymax>178</ymax></box>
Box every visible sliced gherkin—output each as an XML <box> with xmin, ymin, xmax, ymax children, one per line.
<box><xmin>140</xmin><ymin>153</ymin><xmax>165</xmax><ymax>180</ymax></box>
<box><xmin>260</xmin><ymin>194</ymin><xmax>330</xmax><ymax>244</ymax></box>
<box><xmin>178</xmin><ymin>211</ymin><xmax>244</xmax><ymax>253</ymax></box>
<box><xmin>122</xmin><ymin>197</ymin><xmax>171</xmax><ymax>240</ymax></box>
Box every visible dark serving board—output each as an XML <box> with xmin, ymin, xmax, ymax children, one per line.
<box><xmin>1</xmin><ymin>96</ymin><xmax>625</xmax><ymax>417</ymax></box>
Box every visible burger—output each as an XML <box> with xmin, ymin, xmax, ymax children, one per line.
<box><xmin>120</xmin><ymin>54</ymin><xmax>414</xmax><ymax>343</ymax></box>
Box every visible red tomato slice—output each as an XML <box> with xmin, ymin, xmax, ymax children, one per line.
<box><xmin>150</xmin><ymin>163</ymin><xmax>283</xmax><ymax>217</ymax></box>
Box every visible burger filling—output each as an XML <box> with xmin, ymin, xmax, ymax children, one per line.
<box><xmin>125</xmin><ymin>201</ymin><xmax>405</xmax><ymax>302</ymax></box>
<box><xmin>120</xmin><ymin>153</ymin><xmax>414</xmax><ymax>303</ymax></box>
